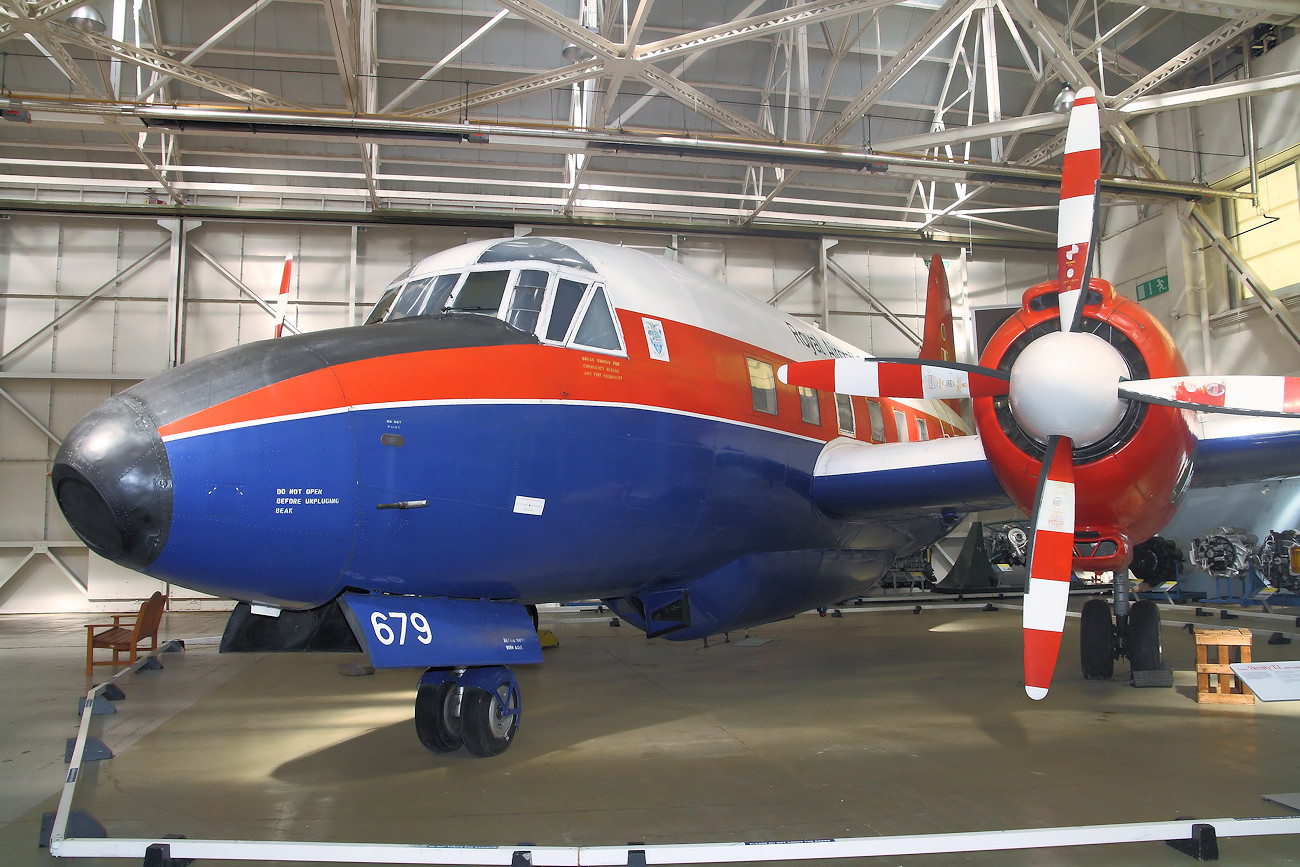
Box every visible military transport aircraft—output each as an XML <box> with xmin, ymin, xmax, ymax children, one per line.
<box><xmin>51</xmin><ymin>89</ymin><xmax>1300</xmax><ymax>757</ymax></box>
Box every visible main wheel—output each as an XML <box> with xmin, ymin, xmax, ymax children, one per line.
<box><xmin>461</xmin><ymin>681</ymin><xmax>519</xmax><ymax>758</ymax></box>
<box><xmin>1127</xmin><ymin>599</ymin><xmax>1163</xmax><ymax>671</ymax></box>
<box><xmin>1080</xmin><ymin>598</ymin><xmax>1115</xmax><ymax>680</ymax></box>
<box><xmin>414</xmin><ymin>681</ymin><xmax>463</xmax><ymax>753</ymax></box>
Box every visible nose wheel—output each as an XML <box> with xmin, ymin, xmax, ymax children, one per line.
<box><xmin>415</xmin><ymin>666</ymin><xmax>521</xmax><ymax>758</ymax></box>
<box><xmin>1079</xmin><ymin>571</ymin><xmax>1164</xmax><ymax>681</ymax></box>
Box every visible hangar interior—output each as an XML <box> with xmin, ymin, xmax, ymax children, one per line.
<box><xmin>2</xmin><ymin>0</ymin><xmax>1300</xmax><ymax>863</ymax></box>
<box><xmin>2</xmin><ymin>0</ymin><xmax>1299</xmax><ymax>612</ymax></box>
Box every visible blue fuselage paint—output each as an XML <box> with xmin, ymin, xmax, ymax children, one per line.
<box><xmin>147</xmin><ymin>401</ymin><xmax>940</xmax><ymax>636</ymax></box>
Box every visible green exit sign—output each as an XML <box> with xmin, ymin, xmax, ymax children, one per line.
<box><xmin>1136</xmin><ymin>274</ymin><xmax>1169</xmax><ymax>301</ymax></box>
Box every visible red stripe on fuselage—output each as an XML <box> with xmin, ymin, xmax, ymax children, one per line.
<box><xmin>158</xmin><ymin>311</ymin><xmax>962</xmax><ymax>445</ymax></box>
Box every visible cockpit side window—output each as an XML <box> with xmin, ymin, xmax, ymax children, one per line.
<box><xmin>506</xmin><ymin>270</ymin><xmax>550</xmax><ymax>333</ymax></box>
<box><xmin>365</xmin><ymin>286</ymin><xmax>400</xmax><ymax>325</ymax></box>
<box><xmin>388</xmin><ymin>276</ymin><xmax>436</xmax><ymax>321</ymax></box>
<box><xmin>450</xmin><ymin>270</ymin><xmax>511</xmax><ymax>315</ymax></box>
<box><xmin>571</xmin><ymin>286</ymin><xmax>622</xmax><ymax>352</ymax></box>
<box><xmin>421</xmin><ymin>273</ymin><xmax>460</xmax><ymax>316</ymax></box>
<box><xmin>546</xmin><ymin>278</ymin><xmax>586</xmax><ymax>342</ymax></box>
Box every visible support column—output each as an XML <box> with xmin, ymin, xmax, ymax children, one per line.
<box><xmin>159</xmin><ymin>219</ymin><xmax>200</xmax><ymax>368</ymax></box>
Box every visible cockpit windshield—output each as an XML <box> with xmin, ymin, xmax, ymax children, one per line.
<box><xmin>364</xmin><ymin>259</ymin><xmax>625</xmax><ymax>356</ymax></box>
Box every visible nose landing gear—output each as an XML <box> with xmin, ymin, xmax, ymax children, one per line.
<box><xmin>415</xmin><ymin>666</ymin><xmax>520</xmax><ymax>758</ymax></box>
<box><xmin>1079</xmin><ymin>570</ymin><xmax>1165</xmax><ymax>682</ymax></box>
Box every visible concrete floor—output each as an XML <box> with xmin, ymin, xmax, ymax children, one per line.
<box><xmin>2</xmin><ymin>599</ymin><xmax>1299</xmax><ymax>866</ymax></box>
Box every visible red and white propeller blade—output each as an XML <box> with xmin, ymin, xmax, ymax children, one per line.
<box><xmin>1057</xmin><ymin>86</ymin><xmax>1100</xmax><ymax>333</ymax></box>
<box><xmin>273</xmin><ymin>254</ymin><xmax>294</xmax><ymax>338</ymax></box>
<box><xmin>778</xmin><ymin>358</ymin><xmax>1009</xmax><ymax>400</ymax></box>
<box><xmin>1119</xmin><ymin>375</ymin><xmax>1300</xmax><ymax>417</ymax></box>
<box><xmin>1022</xmin><ymin>436</ymin><xmax>1076</xmax><ymax>700</ymax></box>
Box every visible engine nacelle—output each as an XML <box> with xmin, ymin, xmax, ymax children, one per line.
<box><xmin>973</xmin><ymin>279</ymin><xmax>1196</xmax><ymax>571</ymax></box>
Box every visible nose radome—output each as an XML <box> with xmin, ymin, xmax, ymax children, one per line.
<box><xmin>51</xmin><ymin>394</ymin><xmax>172</xmax><ymax>570</ymax></box>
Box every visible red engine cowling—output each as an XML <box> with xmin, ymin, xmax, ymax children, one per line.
<box><xmin>973</xmin><ymin>279</ymin><xmax>1196</xmax><ymax>571</ymax></box>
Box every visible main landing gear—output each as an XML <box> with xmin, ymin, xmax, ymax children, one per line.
<box><xmin>1079</xmin><ymin>569</ymin><xmax>1164</xmax><ymax>681</ymax></box>
<box><xmin>415</xmin><ymin>666</ymin><xmax>521</xmax><ymax>758</ymax></box>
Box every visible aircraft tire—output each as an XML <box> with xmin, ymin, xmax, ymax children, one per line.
<box><xmin>1127</xmin><ymin>599</ymin><xmax>1163</xmax><ymax>671</ymax></box>
<box><xmin>1079</xmin><ymin>598</ymin><xmax>1114</xmax><ymax>680</ymax></box>
<box><xmin>461</xmin><ymin>681</ymin><xmax>519</xmax><ymax>758</ymax></box>
<box><xmin>414</xmin><ymin>681</ymin><xmax>463</xmax><ymax>753</ymax></box>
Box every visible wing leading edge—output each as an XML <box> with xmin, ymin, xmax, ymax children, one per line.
<box><xmin>810</xmin><ymin>435</ymin><xmax>1012</xmax><ymax>521</ymax></box>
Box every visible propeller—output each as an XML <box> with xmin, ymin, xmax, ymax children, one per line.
<box><xmin>779</xmin><ymin>85</ymin><xmax>1300</xmax><ymax>700</ymax></box>
<box><xmin>273</xmin><ymin>254</ymin><xmax>294</xmax><ymax>338</ymax></box>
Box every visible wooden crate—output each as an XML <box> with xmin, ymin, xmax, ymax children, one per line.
<box><xmin>1194</xmin><ymin>627</ymin><xmax>1256</xmax><ymax>705</ymax></box>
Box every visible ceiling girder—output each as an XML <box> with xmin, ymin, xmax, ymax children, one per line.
<box><xmin>1107</xmin><ymin>0</ymin><xmax>1300</xmax><ymax>20</ymax></box>
<box><xmin>44</xmin><ymin>19</ymin><xmax>303</xmax><ymax>109</ymax></box>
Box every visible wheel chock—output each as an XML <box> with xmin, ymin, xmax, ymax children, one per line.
<box><xmin>537</xmin><ymin>628</ymin><xmax>559</xmax><ymax>648</ymax></box>
<box><xmin>1166</xmin><ymin>822</ymin><xmax>1218</xmax><ymax>861</ymax></box>
<box><xmin>1195</xmin><ymin>608</ymin><xmax>1215</xmax><ymax>618</ymax></box>
<box><xmin>626</xmin><ymin>850</ymin><xmax>648</xmax><ymax>867</ymax></box>
<box><xmin>1184</xmin><ymin>623</ymin><xmax>1196</xmax><ymax>634</ymax></box>
<box><xmin>143</xmin><ymin>839</ymin><xmax>194</xmax><ymax>867</ymax></box>
<box><xmin>609</xmin><ymin>618</ymin><xmax>620</xmax><ymax>627</ymax></box>
<box><xmin>831</xmin><ymin>609</ymin><xmax>843</xmax><ymax>618</ymax></box>
<box><xmin>1219</xmin><ymin>611</ymin><xmax>1239</xmax><ymax>620</ymax></box>
<box><xmin>161</xmin><ymin>639</ymin><xmax>185</xmax><ymax>654</ymax></box>
<box><xmin>983</xmin><ymin>603</ymin><xmax>998</xmax><ymax>612</ymax></box>
<box><xmin>510</xmin><ymin>851</ymin><xmax>531</xmax><ymax>867</ymax></box>
<box><xmin>102</xmin><ymin>683</ymin><xmax>126</xmax><ymax>701</ymax></box>
<box><xmin>140</xmin><ymin>656</ymin><xmax>164</xmax><ymax>671</ymax></box>
<box><xmin>1131</xmin><ymin>665</ymin><xmax>1174</xmax><ymax>688</ymax></box>
<box><xmin>38</xmin><ymin>809</ymin><xmax>106</xmax><ymax>847</ymax></box>
<box><xmin>78</xmin><ymin>695</ymin><xmax>115</xmax><ymax>716</ymax></box>
<box><xmin>1268</xmin><ymin>632</ymin><xmax>1292</xmax><ymax>645</ymax></box>
<box><xmin>66</xmin><ymin>736</ymin><xmax>113</xmax><ymax>763</ymax></box>
<box><xmin>913</xmin><ymin>605</ymin><xmax>922</xmax><ymax>614</ymax></box>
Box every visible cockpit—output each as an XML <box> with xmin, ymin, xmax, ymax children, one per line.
<box><xmin>364</xmin><ymin>238</ymin><xmax>624</xmax><ymax>355</ymax></box>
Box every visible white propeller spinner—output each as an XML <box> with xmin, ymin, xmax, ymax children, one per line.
<box><xmin>1008</xmin><ymin>330</ymin><xmax>1128</xmax><ymax>446</ymax></box>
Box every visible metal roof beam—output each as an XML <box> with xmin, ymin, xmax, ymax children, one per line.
<box><xmin>634</xmin><ymin>0</ymin><xmax>895</xmax><ymax>64</ymax></box>
<box><xmin>1106</xmin><ymin>0</ymin><xmax>1300</xmax><ymax>20</ymax></box>
<box><xmin>45</xmin><ymin>19</ymin><xmax>302</xmax><ymax>109</ymax></box>
<box><xmin>817</xmin><ymin>0</ymin><xmax>977</xmax><ymax>145</ymax></box>
<box><xmin>135</xmin><ymin>0</ymin><xmax>275</xmax><ymax>102</ymax></box>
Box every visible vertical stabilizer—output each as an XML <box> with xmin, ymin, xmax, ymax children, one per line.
<box><xmin>919</xmin><ymin>254</ymin><xmax>956</xmax><ymax>363</ymax></box>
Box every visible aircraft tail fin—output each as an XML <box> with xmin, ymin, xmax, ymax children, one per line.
<box><xmin>918</xmin><ymin>254</ymin><xmax>956</xmax><ymax>363</ymax></box>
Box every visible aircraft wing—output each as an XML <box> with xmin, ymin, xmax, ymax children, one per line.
<box><xmin>810</xmin><ymin>435</ymin><xmax>1013</xmax><ymax>521</ymax></box>
<box><xmin>812</xmin><ymin>411</ymin><xmax>1300</xmax><ymax>525</ymax></box>
<box><xmin>1189</xmin><ymin>413</ymin><xmax>1300</xmax><ymax>488</ymax></box>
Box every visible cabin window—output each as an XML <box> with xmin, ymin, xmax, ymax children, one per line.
<box><xmin>893</xmin><ymin>408</ymin><xmax>910</xmax><ymax>443</ymax></box>
<box><xmin>451</xmin><ymin>270</ymin><xmax>511</xmax><ymax>315</ymax></box>
<box><xmin>835</xmin><ymin>394</ymin><xmax>855</xmax><ymax>436</ymax></box>
<box><xmin>547</xmin><ymin>278</ymin><xmax>586</xmax><ymax>342</ymax></box>
<box><xmin>748</xmin><ymin>358</ymin><xmax>778</xmax><ymax>415</ymax></box>
<box><xmin>866</xmin><ymin>399</ymin><xmax>885</xmax><ymax>442</ymax></box>
<box><xmin>571</xmin><ymin>286</ymin><xmax>623</xmax><ymax>352</ymax></box>
<box><xmin>917</xmin><ymin>417</ymin><xmax>929</xmax><ymax>441</ymax></box>
<box><xmin>798</xmin><ymin>387</ymin><xmax>821</xmax><ymax>425</ymax></box>
<box><xmin>506</xmin><ymin>269</ymin><xmax>550</xmax><ymax>333</ymax></box>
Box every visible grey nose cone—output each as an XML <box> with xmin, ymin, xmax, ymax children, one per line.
<box><xmin>51</xmin><ymin>394</ymin><xmax>172</xmax><ymax>570</ymax></box>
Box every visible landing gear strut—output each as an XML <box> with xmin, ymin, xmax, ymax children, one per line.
<box><xmin>1078</xmin><ymin>569</ymin><xmax>1163</xmax><ymax>681</ymax></box>
<box><xmin>414</xmin><ymin>666</ymin><xmax>521</xmax><ymax>758</ymax></box>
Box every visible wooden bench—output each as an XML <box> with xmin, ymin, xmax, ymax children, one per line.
<box><xmin>85</xmin><ymin>591</ymin><xmax>167</xmax><ymax>677</ymax></box>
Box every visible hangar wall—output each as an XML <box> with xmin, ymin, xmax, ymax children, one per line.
<box><xmin>0</xmin><ymin>215</ymin><xmax>1053</xmax><ymax>613</ymax></box>
<box><xmin>1104</xmin><ymin>34</ymin><xmax>1300</xmax><ymax>379</ymax></box>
